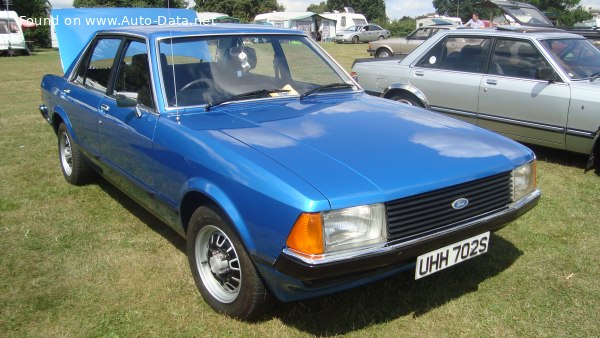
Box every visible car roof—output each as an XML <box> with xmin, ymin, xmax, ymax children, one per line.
<box><xmin>438</xmin><ymin>26</ymin><xmax>585</xmax><ymax>40</ymax></box>
<box><xmin>98</xmin><ymin>23</ymin><xmax>306</xmax><ymax>39</ymax></box>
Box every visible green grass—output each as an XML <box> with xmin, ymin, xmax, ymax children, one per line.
<box><xmin>1</xmin><ymin>45</ymin><xmax>599</xmax><ymax>337</ymax></box>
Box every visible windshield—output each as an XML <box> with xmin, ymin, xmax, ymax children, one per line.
<box><xmin>159</xmin><ymin>35</ymin><xmax>352</xmax><ymax>108</ymax></box>
<box><xmin>501</xmin><ymin>5</ymin><xmax>553</xmax><ymax>26</ymax></box>
<box><xmin>540</xmin><ymin>38</ymin><xmax>600</xmax><ymax>80</ymax></box>
<box><xmin>345</xmin><ymin>25</ymin><xmax>362</xmax><ymax>31</ymax></box>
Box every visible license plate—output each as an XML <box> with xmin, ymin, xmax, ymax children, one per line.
<box><xmin>415</xmin><ymin>232</ymin><xmax>490</xmax><ymax>280</ymax></box>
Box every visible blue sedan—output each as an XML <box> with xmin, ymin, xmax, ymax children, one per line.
<box><xmin>39</xmin><ymin>24</ymin><xmax>540</xmax><ymax>319</ymax></box>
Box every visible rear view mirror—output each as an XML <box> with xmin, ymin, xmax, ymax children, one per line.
<box><xmin>536</xmin><ymin>66</ymin><xmax>558</xmax><ymax>82</ymax></box>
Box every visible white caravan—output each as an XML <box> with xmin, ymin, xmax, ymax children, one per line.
<box><xmin>0</xmin><ymin>11</ymin><xmax>28</xmax><ymax>55</ymax></box>
<box><xmin>321</xmin><ymin>7</ymin><xmax>368</xmax><ymax>32</ymax></box>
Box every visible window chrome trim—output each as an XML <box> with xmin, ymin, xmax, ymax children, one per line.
<box><xmin>283</xmin><ymin>189</ymin><xmax>541</xmax><ymax>265</ymax></box>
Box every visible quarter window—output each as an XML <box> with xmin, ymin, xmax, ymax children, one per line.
<box><xmin>417</xmin><ymin>37</ymin><xmax>492</xmax><ymax>73</ymax></box>
<box><xmin>489</xmin><ymin>39</ymin><xmax>551</xmax><ymax>79</ymax></box>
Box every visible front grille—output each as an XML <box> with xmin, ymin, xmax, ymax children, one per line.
<box><xmin>386</xmin><ymin>172</ymin><xmax>512</xmax><ymax>242</ymax></box>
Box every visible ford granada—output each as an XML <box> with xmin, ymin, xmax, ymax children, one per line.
<box><xmin>352</xmin><ymin>26</ymin><xmax>600</xmax><ymax>170</ymax></box>
<box><xmin>39</xmin><ymin>23</ymin><xmax>540</xmax><ymax>319</ymax></box>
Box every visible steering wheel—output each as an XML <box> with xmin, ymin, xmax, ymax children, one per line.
<box><xmin>178</xmin><ymin>79</ymin><xmax>206</xmax><ymax>92</ymax></box>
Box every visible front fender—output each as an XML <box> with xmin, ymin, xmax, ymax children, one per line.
<box><xmin>382</xmin><ymin>83</ymin><xmax>430</xmax><ymax>109</ymax></box>
<box><xmin>179</xmin><ymin>178</ymin><xmax>256</xmax><ymax>252</ymax></box>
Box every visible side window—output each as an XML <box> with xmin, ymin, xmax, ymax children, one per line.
<box><xmin>417</xmin><ymin>37</ymin><xmax>491</xmax><ymax>73</ymax></box>
<box><xmin>80</xmin><ymin>38</ymin><xmax>121</xmax><ymax>93</ymax></box>
<box><xmin>489</xmin><ymin>39</ymin><xmax>550</xmax><ymax>79</ymax></box>
<box><xmin>414</xmin><ymin>28</ymin><xmax>431</xmax><ymax>40</ymax></box>
<box><xmin>341</xmin><ymin>16</ymin><xmax>346</xmax><ymax>28</ymax></box>
<box><xmin>114</xmin><ymin>40</ymin><xmax>154</xmax><ymax>109</ymax></box>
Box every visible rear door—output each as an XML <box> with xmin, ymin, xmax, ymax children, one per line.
<box><xmin>478</xmin><ymin>38</ymin><xmax>569</xmax><ymax>147</ymax></box>
<box><xmin>408</xmin><ymin>36</ymin><xmax>493</xmax><ymax>124</ymax></box>
<box><xmin>61</xmin><ymin>37</ymin><xmax>123</xmax><ymax>158</ymax></box>
<box><xmin>97</xmin><ymin>38</ymin><xmax>159</xmax><ymax>203</ymax></box>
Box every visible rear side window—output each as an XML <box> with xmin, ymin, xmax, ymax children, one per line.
<box><xmin>78</xmin><ymin>38</ymin><xmax>122</xmax><ymax>93</ymax></box>
<box><xmin>417</xmin><ymin>37</ymin><xmax>492</xmax><ymax>73</ymax></box>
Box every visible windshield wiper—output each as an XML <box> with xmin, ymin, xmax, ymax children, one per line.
<box><xmin>589</xmin><ymin>71</ymin><xmax>600</xmax><ymax>82</ymax></box>
<box><xmin>299</xmin><ymin>82</ymin><xmax>355</xmax><ymax>100</ymax></box>
<box><xmin>205</xmin><ymin>89</ymin><xmax>290</xmax><ymax>111</ymax></box>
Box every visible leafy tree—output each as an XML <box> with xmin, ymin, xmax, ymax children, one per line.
<box><xmin>73</xmin><ymin>0</ymin><xmax>188</xmax><ymax>8</ymax></box>
<box><xmin>325</xmin><ymin>0</ymin><xmax>387</xmax><ymax>22</ymax></box>
<box><xmin>557</xmin><ymin>5</ymin><xmax>592</xmax><ymax>26</ymax></box>
<box><xmin>379</xmin><ymin>16</ymin><xmax>416</xmax><ymax>37</ymax></box>
<box><xmin>307</xmin><ymin>1</ymin><xmax>327</xmax><ymax>14</ymax></box>
<box><xmin>194</xmin><ymin>0</ymin><xmax>284</xmax><ymax>22</ymax></box>
<box><xmin>0</xmin><ymin>0</ymin><xmax>51</xmax><ymax>47</ymax></box>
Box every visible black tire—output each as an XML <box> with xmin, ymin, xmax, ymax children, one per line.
<box><xmin>187</xmin><ymin>206</ymin><xmax>269</xmax><ymax>320</ymax></box>
<box><xmin>378</xmin><ymin>35</ymin><xmax>384</xmax><ymax>40</ymax></box>
<box><xmin>57</xmin><ymin>123</ymin><xmax>93</xmax><ymax>185</ymax></box>
<box><xmin>375</xmin><ymin>48</ymin><xmax>392</xmax><ymax>58</ymax></box>
<box><xmin>390</xmin><ymin>93</ymin><xmax>424</xmax><ymax>107</ymax></box>
<box><xmin>352</xmin><ymin>35</ymin><xmax>359</xmax><ymax>44</ymax></box>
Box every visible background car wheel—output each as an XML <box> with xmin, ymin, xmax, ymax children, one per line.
<box><xmin>187</xmin><ymin>206</ymin><xmax>270</xmax><ymax>320</ymax></box>
<box><xmin>57</xmin><ymin>123</ymin><xmax>93</xmax><ymax>185</ymax></box>
<box><xmin>375</xmin><ymin>48</ymin><xmax>392</xmax><ymax>58</ymax></box>
<box><xmin>390</xmin><ymin>93</ymin><xmax>424</xmax><ymax>107</ymax></box>
<box><xmin>352</xmin><ymin>36</ymin><xmax>359</xmax><ymax>44</ymax></box>
<box><xmin>378</xmin><ymin>35</ymin><xmax>384</xmax><ymax>40</ymax></box>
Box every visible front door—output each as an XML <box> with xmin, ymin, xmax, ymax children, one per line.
<box><xmin>478</xmin><ymin>38</ymin><xmax>570</xmax><ymax>147</ymax></box>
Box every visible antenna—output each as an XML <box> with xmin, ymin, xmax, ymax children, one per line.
<box><xmin>167</xmin><ymin>0</ymin><xmax>181</xmax><ymax>123</ymax></box>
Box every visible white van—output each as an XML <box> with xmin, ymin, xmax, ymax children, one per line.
<box><xmin>0</xmin><ymin>11</ymin><xmax>28</xmax><ymax>55</ymax></box>
<box><xmin>321</xmin><ymin>7</ymin><xmax>368</xmax><ymax>33</ymax></box>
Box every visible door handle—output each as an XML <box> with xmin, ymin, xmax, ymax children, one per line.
<box><xmin>486</xmin><ymin>79</ymin><xmax>498</xmax><ymax>85</ymax></box>
<box><xmin>415</xmin><ymin>70</ymin><xmax>425</xmax><ymax>76</ymax></box>
<box><xmin>100</xmin><ymin>104</ymin><xmax>110</xmax><ymax>112</ymax></box>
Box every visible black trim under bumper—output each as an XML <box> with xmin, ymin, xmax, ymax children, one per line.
<box><xmin>274</xmin><ymin>192</ymin><xmax>540</xmax><ymax>287</ymax></box>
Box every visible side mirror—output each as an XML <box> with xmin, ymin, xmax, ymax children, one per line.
<box><xmin>115</xmin><ymin>92</ymin><xmax>143</xmax><ymax>118</ymax></box>
<box><xmin>536</xmin><ymin>66</ymin><xmax>558</xmax><ymax>82</ymax></box>
<box><xmin>116</xmin><ymin>92</ymin><xmax>138</xmax><ymax>107</ymax></box>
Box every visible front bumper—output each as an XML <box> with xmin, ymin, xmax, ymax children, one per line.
<box><xmin>265</xmin><ymin>189</ymin><xmax>540</xmax><ymax>300</ymax></box>
<box><xmin>334</xmin><ymin>36</ymin><xmax>353</xmax><ymax>42</ymax></box>
<box><xmin>367</xmin><ymin>48</ymin><xmax>376</xmax><ymax>56</ymax></box>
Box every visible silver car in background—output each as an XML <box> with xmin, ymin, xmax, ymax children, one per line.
<box><xmin>335</xmin><ymin>24</ymin><xmax>390</xmax><ymax>44</ymax></box>
<box><xmin>352</xmin><ymin>27</ymin><xmax>600</xmax><ymax>168</ymax></box>
<box><xmin>367</xmin><ymin>24</ymin><xmax>457</xmax><ymax>57</ymax></box>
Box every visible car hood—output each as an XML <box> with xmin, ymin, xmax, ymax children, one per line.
<box><xmin>185</xmin><ymin>93</ymin><xmax>533</xmax><ymax>209</ymax></box>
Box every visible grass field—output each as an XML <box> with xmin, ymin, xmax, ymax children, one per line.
<box><xmin>1</xmin><ymin>43</ymin><xmax>599</xmax><ymax>337</ymax></box>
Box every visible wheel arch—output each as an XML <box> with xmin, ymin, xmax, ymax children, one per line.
<box><xmin>179</xmin><ymin>180</ymin><xmax>256</xmax><ymax>252</ymax></box>
<box><xmin>585</xmin><ymin>126</ymin><xmax>600</xmax><ymax>171</ymax></box>
<box><xmin>51</xmin><ymin>106</ymin><xmax>74</xmax><ymax>136</ymax></box>
<box><xmin>381</xmin><ymin>83</ymin><xmax>430</xmax><ymax>109</ymax></box>
<box><xmin>375</xmin><ymin>46</ymin><xmax>393</xmax><ymax>56</ymax></box>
